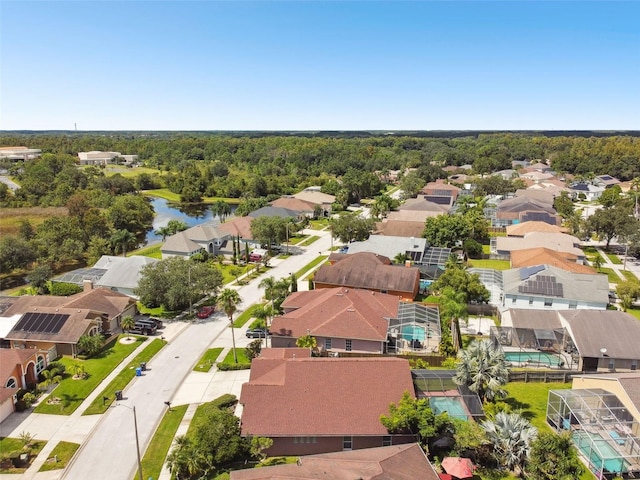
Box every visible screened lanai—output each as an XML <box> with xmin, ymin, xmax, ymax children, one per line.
<box><xmin>388</xmin><ymin>302</ymin><xmax>441</xmax><ymax>354</ymax></box>
<box><xmin>547</xmin><ymin>389</ymin><xmax>640</xmax><ymax>478</ymax></box>
<box><xmin>412</xmin><ymin>370</ymin><xmax>484</xmax><ymax>420</ymax></box>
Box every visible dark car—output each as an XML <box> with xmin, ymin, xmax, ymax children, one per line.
<box><xmin>246</xmin><ymin>328</ymin><xmax>270</xmax><ymax>338</ymax></box>
<box><xmin>197</xmin><ymin>306</ymin><xmax>215</xmax><ymax>319</ymax></box>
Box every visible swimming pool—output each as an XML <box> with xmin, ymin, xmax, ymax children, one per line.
<box><xmin>429</xmin><ymin>397</ymin><xmax>469</xmax><ymax>420</ymax></box>
<box><xmin>573</xmin><ymin>431</ymin><xmax>629</xmax><ymax>474</ymax></box>
<box><xmin>504</xmin><ymin>351</ymin><xmax>562</xmax><ymax>366</ymax></box>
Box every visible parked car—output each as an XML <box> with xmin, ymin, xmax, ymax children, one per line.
<box><xmin>246</xmin><ymin>328</ymin><xmax>270</xmax><ymax>338</ymax></box>
<box><xmin>197</xmin><ymin>306</ymin><xmax>215</xmax><ymax>319</ymax></box>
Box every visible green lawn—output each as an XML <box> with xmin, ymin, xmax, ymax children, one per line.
<box><xmin>232</xmin><ymin>303</ymin><xmax>266</xmax><ymax>328</ymax></box>
<box><xmin>300</xmin><ymin>235</ymin><xmax>320</xmax><ymax>246</ymax></box>
<box><xmin>627</xmin><ymin>308</ymin><xmax>640</xmax><ymax>320</ymax></box>
<box><xmin>622</xmin><ymin>269</ymin><xmax>638</xmax><ymax>282</ymax></box>
<box><xmin>604</xmin><ymin>251</ymin><xmax>623</xmax><ymax>265</ymax></box>
<box><xmin>136</xmin><ymin>302</ymin><xmax>177</xmax><ymax>318</ymax></box>
<box><xmin>0</xmin><ymin>437</ymin><xmax>47</xmax><ymax>474</ymax></box>
<box><xmin>102</xmin><ymin>165</ymin><xmax>163</xmax><ymax>178</ymax></box>
<box><xmin>502</xmin><ymin>382</ymin><xmax>571</xmax><ymax>431</ymax></box>
<box><xmin>290</xmin><ymin>235</ymin><xmax>309</xmax><ymax>246</ymax></box>
<box><xmin>193</xmin><ymin>348</ymin><xmax>224</xmax><ymax>372</ymax></box>
<box><xmin>38</xmin><ymin>441</ymin><xmax>80</xmax><ymax>472</ymax></box>
<box><xmin>34</xmin><ymin>336</ymin><xmax>147</xmax><ymax>415</ymax></box>
<box><xmin>133</xmin><ymin>404</ymin><xmax>188</xmax><ymax>480</ymax></box>
<box><xmin>129</xmin><ymin>244</ymin><xmax>162</xmax><ymax>259</ymax></box>
<box><xmin>583</xmin><ymin>246</ymin><xmax>599</xmax><ymax>255</ymax></box>
<box><xmin>469</xmin><ymin>259</ymin><xmax>511</xmax><ymax>270</ymax></box>
<box><xmin>222</xmin><ymin>348</ymin><xmax>250</xmax><ymax>364</ymax></box>
<box><xmin>309</xmin><ymin>219</ymin><xmax>330</xmax><ymax>230</ymax></box>
<box><xmin>296</xmin><ymin>255</ymin><xmax>328</xmax><ymax>279</ymax></box>
<box><xmin>83</xmin><ymin>338</ymin><xmax>167</xmax><ymax>415</ymax></box>
<box><xmin>219</xmin><ymin>263</ymin><xmax>252</xmax><ymax>285</ymax></box>
<box><xmin>143</xmin><ymin>189</ymin><xmax>241</xmax><ymax>205</ymax></box>
<box><xmin>482</xmin><ymin>244</ymin><xmax>491</xmax><ymax>254</ymax></box>
<box><xmin>598</xmin><ymin>267</ymin><xmax>621</xmax><ymax>284</ymax></box>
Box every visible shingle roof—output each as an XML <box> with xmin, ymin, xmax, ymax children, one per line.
<box><xmin>240</xmin><ymin>357</ymin><xmax>414</xmax><ymax>436</ymax></box>
<box><xmin>162</xmin><ymin>230</ymin><xmax>201</xmax><ymax>253</ymax></box>
<box><xmin>229</xmin><ymin>443</ymin><xmax>439</xmax><ymax>480</ymax></box>
<box><xmin>217</xmin><ymin>216</ymin><xmax>254</xmax><ymax>240</ymax></box>
<box><xmin>162</xmin><ymin>223</ymin><xmax>230</xmax><ymax>253</ymax></box>
<box><xmin>498</xmin><ymin>196</ymin><xmax>555</xmax><ymax>212</ymax></box>
<box><xmin>313</xmin><ymin>253</ymin><xmax>420</xmax><ymax>295</ymax></box>
<box><xmin>4</xmin><ymin>307</ymin><xmax>99</xmax><ymax>344</ymax></box>
<box><xmin>293</xmin><ymin>190</ymin><xmax>336</xmax><ymax>205</ymax></box>
<box><xmin>506</xmin><ymin>221</ymin><xmax>567</xmax><ymax>237</ymax></box>
<box><xmin>398</xmin><ymin>198</ymin><xmax>450</xmax><ymax>213</ymax></box>
<box><xmin>270</xmin><ymin>197</ymin><xmax>315</xmax><ymax>213</ymax></box>
<box><xmin>92</xmin><ymin>255</ymin><xmax>158</xmax><ymax>290</ymax></box>
<box><xmin>561</xmin><ymin>310</ymin><xmax>640</xmax><ymax>359</ymax></box>
<box><xmin>248</xmin><ymin>206</ymin><xmax>301</xmax><ymax>219</ymax></box>
<box><xmin>386</xmin><ymin>210</ymin><xmax>442</xmax><ymax>222</ymax></box>
<box><xmin>375</xmin><ymin>220</ymin><xmax>426</xmax><ymax>238</ymax></box>
<box><xmin>509</xmin><ymin>248</ymin><xmax>595</xmax><ymax>274</ymax></box>
<box><xmin>345</xmin><ymin>235</ymin><xmax>426</xmax><ymax>261</ymax></box>
<box><xmin>496</xmin><ymin>232</ymin><xmax>584</xmax><ymax>257</ymax></box>
<box><xmin>272</xmin><ymin>287</ymin><xmax>398</xmax><ymax>341</ymax></box>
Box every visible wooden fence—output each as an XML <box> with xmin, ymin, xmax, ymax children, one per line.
<box><xmin>508</xmin><ymin>370</ymin><xmax>574</xmax><ymax>383</ymax></box>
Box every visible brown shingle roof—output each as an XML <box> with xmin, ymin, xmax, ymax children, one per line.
<box><xmin>510</xmin><ymin>248</ymin><xmax>595</xmax><ymax>274</ymax></box>
<box><xmin>272</xmin><ymin>287</ymin><xmax>398</xmax><ymax>341</ymax></box>
<box><xmin>217</xmin><ymin>216</ymin><xmax>254</xmax><ymax>240</ymax></box>
<box><xmin>375</xmin><ymin>220</ymin><xmax>426</xmax><ymax>238</ymax></box>
<box><xmin>506</xmin><ymin>221</ymin><xmax>567</xmax><ymax>237</ymax></box>
<box><xmin>5</xmin><ymin>307</ymin><xmax>99</xmax><ymax>344</ymax></box>
<box><xmin>229</xmin><ymin>443</ymin><xmax>439</xmax><ymax>480</ymax></box>
<box><xmin>270</xmin><ymin>197</ymin><xmax>315</xmax><ymax>213</ymax></box>
<box><xmin>240</xmin><ymin>357</ymin><xmax>414</xmax><ymax>436</ymax></box>
<box><xmin>313</xmin><ymin>253</ymin><xmax>419</xmax><ymax>296</ymax></box>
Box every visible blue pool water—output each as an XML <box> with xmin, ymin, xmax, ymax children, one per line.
<box><xmin>573</xmin><ymin>431</ymin><xmax>628</xmax><ymax>474</ymax></box>
<box><xmin>402</xmin><ymin>325</ymin><xmax>426</xmax><ymax>341</ymax></box>
<box><xmin>429</xmin><ymin>397</ymin><xmax>469</xmax><ymax>420</ymax></box>
<box><xmin>504</xmin><ymin>351</ymin><xmax>562</xmax><ymax>366</ymax></box>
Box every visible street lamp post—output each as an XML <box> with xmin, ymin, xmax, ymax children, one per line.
<box><xmin>285</xmin><ymin>222</ymin><xmax>289</xmax><ymax>256</ymax></box>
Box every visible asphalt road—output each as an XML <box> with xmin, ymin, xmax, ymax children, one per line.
<box><xmin>62</xmin><ymin>229</ymin><xmax>333</xmax><ymax>480</ymax></box>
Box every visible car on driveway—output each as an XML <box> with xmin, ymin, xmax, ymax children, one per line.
<box><xmin>197</xmin><ymin>306</ymin><xmax>215</xmax><ymax>319</ymax></box>
<box><xmin>246</xmin><ymin>328</ymin><xmax>270</xmax><ymax>338</ymax></box>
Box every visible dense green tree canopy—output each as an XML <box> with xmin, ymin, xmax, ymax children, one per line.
<box><xmin>330</xmin><ymin>213</ymin><xmax>375</xmax><ymax>243</ymax></box>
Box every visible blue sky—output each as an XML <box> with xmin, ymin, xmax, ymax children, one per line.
<box><xmin>1</xmin><ymin>1</ymin><xmax>639</xmax><ymax>130</ymax></box>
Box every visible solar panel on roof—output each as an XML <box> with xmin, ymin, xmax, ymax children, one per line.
<box><xmin>14</xmin><ymin>312</ymin><xmax>70</xmax><ymax>334</ymax></box>
<box><xmin>520</xmin><ymin>265</ymin><xmax>546</xmax><ymax>280</ymax></box>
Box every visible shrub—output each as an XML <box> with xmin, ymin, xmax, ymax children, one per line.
<box><xmin>211</xmin><ymin>394</ymin><xmax>238</xmax><ymax>410</ymax></box>
<box><xmin>21</xmin><ymin>392</ymin><xmax>36</xmax><ymax>408</ymax></box>
<box><xmin>216</xmin><ymin>363</ymin><xmax>251</xmax><ymax>371</ymax></box>
<box><xmin>49</xmin><ymin>282</ymin><xmax>83</xmax><ymax>296</ymax></box>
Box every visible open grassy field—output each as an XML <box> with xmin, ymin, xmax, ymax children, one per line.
<box><xmin>133</xmin><ymin>404</ymin><xmax>188</xmax><ymax>480</ymax></box>
<box><xmin>34</xmin><ymin>336</ymin><xmax>147</xmax><ymax>415</ymax></box>
<box><xmin>0</xmin><ymin>206</ymin><xmax>67</xmax><ymax>236</ymax></box>
<box><xmin>102</xmin><ymin>165</ymin><xmax>163</xmax><ymax>178</ymax></box>
<box><xmin>83</xmin><ymin>338</ymin><xmax>167</xmax><ymax>415</ymax></box>
<box><xmin>468</xmin><ymin>259</ymin><xmax>511</xmax><ymax>270</ymax></box>
<box><xmin>38</xmin><ymin>441</ymin><xmax>80</xmax><ymax>472</ymax></box>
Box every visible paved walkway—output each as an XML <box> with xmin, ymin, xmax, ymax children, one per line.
<box><xmin>0</xmin><ymin>227</ymin><xmax>335</xmax><ymax>480</ymax></box>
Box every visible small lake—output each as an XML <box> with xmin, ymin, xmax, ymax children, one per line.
<box><xmin>145</xmin><ymin>197</ymin><xmax>236</xmax><ymax>244</ymax></box>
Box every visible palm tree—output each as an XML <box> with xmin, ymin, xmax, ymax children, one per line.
<box><xmin>121</xmin><ymin>315</ymin><xmax>135</xmax><ymax>340</ymax></box>
<box><xmin>39</xmin><ymin>367</ymin><xmax>63</xmax><ymax>391</ymax></box>
<box><xmin>440</xmin><ymin>287</ymin><xmax>467</xmax><ymax>351</ymax></box>
<box><xmin>110</xmin><ymin>229</ymin><xmax>137</xmax><ymax>257</ymax></box>
<box><xmin>211</xmin><ymin>200</ymin><xmax>232</xmax><ymax>223</ymax></box>
<box><xmin>217</xmin><ymin>288</ymin><xmax>242</xmax><ymax>363</ymax></box>
<box><xmin>454</xmin><ymin>339</ymin><xmax>510</xmax><ymax>402</ymax></box>
<box><xmin>154</xmin><ymin>225</ymin><xmax>172</xmax><ymax>242</ymax></box>
<box><xmin>394</xmin><ymin>252</ymin><xmax>409</xmax><ymax>265</ymax></box>
<box><xmin>296</xmin><ymin>333</ymin><xmax>317</xmax><ymax>355</ymax></box>
<box><xmin>481</xmin><ymin>411</ymin><xmax>537</xmax><ymax>475</ymax></box>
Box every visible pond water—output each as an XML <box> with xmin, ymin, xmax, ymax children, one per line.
<box><xmin>145</xmin><ymin>197</ymin><xmax>236</xmax><ymax>244</ymax></box>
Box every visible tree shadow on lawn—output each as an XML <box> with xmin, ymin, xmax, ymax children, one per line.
<box><xmin>502</xmin><ymin>397</ymin><xmax>535</xmax><ymax>422</ymax></box>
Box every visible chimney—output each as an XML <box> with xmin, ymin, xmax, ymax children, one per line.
<box><xmin>83</xmin><ymin>280</ymin><xmax>93</xmax><ymax>292</ymax></box>
<box><xmin>405</xmin><ymin>260</ymin><xmax>411</xmax><ymax>268</ymax></box>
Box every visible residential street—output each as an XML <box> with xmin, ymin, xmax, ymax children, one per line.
<box><xmin>0</xmin><ymin>230</ymin><xmax>331</xmax><ymax>480</ymax></box>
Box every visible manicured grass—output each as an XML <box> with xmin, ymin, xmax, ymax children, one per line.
<box><xmin>0</xmin><ymin>438</ymin><xmax>47</xmax><ymax>474</ymax></box>
<box><xmin>622</xmin><ymin>269</ymin><xmax>638</xmax><ymax>282</ymax></box>
<box><xmin>309</xmin><ymin>219</ymin><xmax>330</xmax><ymax>230</ymax></box>
<box><xmin>102</xmin><ymin>165</ymin><xmax>163</xmax><ymax>178</ymax></box>
<box><xmin>300</xmin><ymin>235</ymin><xmax>320</xmax><ymax>246</ymax></box>
<box><xmin>232</xmin><ymin>303</ymin><xmax>266</xmax><ymax>328</ymax></box>
<box><xmin>83</xmin><ymin>338</ymin><xmax>167</xmax><ymax>415</ymax></box>
<box><xmin>222</xmin><ymin>348</ymin><xmax>250</xmax><ymax>364</ymax></box>
<box><xmin>627</xmin><ymin>308</ymin><xmax>640</xmax><ymax>320</ymax></box>
<box><xmin>583</xmin><ymin>246</ymin><xmax>599</xmax><ymax>254</ymax></box>
<box><xmin>502</xmin><ymin>382</ymin><xmax>572</xmax><ymax>431</ymax></box>
<box><xmin>468</xmin><ymin>259</ymin><xmax>511</xmax><ymax>270</ymax></box>
<box><xmin>38</xmin><ymin>441</ymin><xmax>80</xmax><ymax>472</ymax></box>
<box><xmin>588</xmin><ymin>253</ymin><xmax>604</xmax><ymax>266</ymax></box>
<box><xmin>598</xmin><ymin>267</ymin><xmax>621</xmax><ymax>284</ymax></box>
<box><xmin>604</xmin><ymin>251</ymin><xmax>622</xmax><ymax>265</ymax></box>
<box><xmin>129</xmin><ymin>244</ymin><xmax>162</xmax><ymax>259</ymax></box>
<box><xmin>482</xmin><ymin>244</ymin><xmax>491</xmax><ymax>254</ymax></box>
<box><xmin>133</xmin><ymin>404</ymin><xmax>188</xmax><ymax>480</ymax></box>
<box><xmin>290</xmin><ymin>235</ymin><xmax>309</xmax><ymax>245</ymax></box>
<box><xmin>34</xmin><ymin>336</ymin><xmax>147</xmax><ymax>415</ymax></box>
<box><xmin>193</xmin><ymin>348</ymin><xmax>224</xmax><ymax>372</ymax></box>
<box><xmin>295</xmin><ymin>255</ymin><xmax>328</xmax><ymax>279</ymax></box>
<box><xmin>219</xmin><ymin>263</ymin><xmax>252</xmax><ymax>284</ymax></box>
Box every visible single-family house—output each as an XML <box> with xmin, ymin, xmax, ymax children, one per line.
<box><xmin>0</xmin><ymin>349</ymin><xmax>44</xmax><ymax>422</ymax></box>
<box><xmin>374</xmin><ymin>220</ymin><xmax>426</xmax><ymax>238</ymax></box>
<box><xmin>420</xmin><ymin>180</ymin><xmax>462</xmax><ymax>203</ymax></box>
<box><xmin>271</xmin><ymin>287</ymin><xmax>398</xmax><ymax>354</ymax></box>
<box><xmin>248</xmin><ymin>206</ymin><xmax>303</xmax><ymax>220</ymax></box>
<box><xmin>494</xmin><ymin>196</ymin><xmax>560</xmax><ymax>227</ymax></box>
<box><xmin>500</xmin><ymin>265</ymin><xmax>608</xmax><ymax>311</ymax></box>
<box><xmin>239</xmin><ymin>354</ymin><xmax>416</xmax><ymax>455</ymax></box>
<box><xmin>161</xmin><ymin>223</ymin><xmax>231</xmax><ymax>259</ymax></box>
<box><xmin>397</xmin><ymin>197</ymin><xmax>451</xmax><ymax>216</ymax></box>
<box><xmin>217</xmin><ymin>216</ymin><xmax>255</xmax><ymax>243</ymax></box>
<box><xmin>493</xmin><ymin>232</ymin><xmax>585</xmax><ymax>262</ymax></box>
<box><xmin>595</xmin><ymin>175</ymin><xmax>621</xmax><ymax>188</ymax></box>
<box><xmin>270</xmin><ymin>197</ymin><xmax>316</xmax><ymax>217</ymax></box>
<box><xmin>313</xmin><ymin>252</ymin><xmax>420</xmax><ymax>301</ymax></box>
<box><xmin>77</xmin><ymin>151</ymin><xmax>138</xmax><ymax>166</ymax></box>
<box><xmin>229</xmin><ymin>443</ymin><xmax>440</xmax><ymax>480</ymax></box>
<box><xmin>509</xmin><ymin>248</ymin><xmax>596</xmax><ymax>275</ymax></box>
<box><xmin>292</xmin><ymin>188</ymin><xmax>335</xmax><ymax>214</ymax></box>
<box><xmin>505</xmin><ymin>221</ymin><xmax>567</xmax><ymax>237</ymax></box>
<box><xmin>569</xmin><ymin>182</ymin><xmax>606</xmax><ymax>201</ymax></box>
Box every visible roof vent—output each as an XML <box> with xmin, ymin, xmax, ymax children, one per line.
<box><xmin>347</xmin><ymin>308</ymin><xmax>355</xmax><ymax>312</ymax></box>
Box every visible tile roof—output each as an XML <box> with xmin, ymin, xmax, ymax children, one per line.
<box><xmin>509</xmin><ymin>248</ymin><xmax>595</xmax><ymax>274</ymax></box>
<box><xmin>0</xmin><ymin>348</ymin><xmax>37</xmax><ymax>384</ymax></box>
<box><xmin>272</xmin><ymin>287</ymin><xmax>398</xmax><ymax>341</ymax></box>
<box><xmin>240</xmin><ymin>356</ymin><xmax>414</xmax><ymax>436</ymax></box>
<box><xmin>313</xmin><ymin>253</ymin><xmax>420</xmax><ymax>295</ymax></box>
<box><xmin>217</xmin><ymin>216</ymin><xmax>254</xmax><ymax>240</ymax></box>
<box><xmin>229</xmin><ymin>443</ymin><xmax>439</xmax><ymax>480</ymax></box>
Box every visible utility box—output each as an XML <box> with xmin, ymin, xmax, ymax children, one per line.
<box><xmin>115</xmin><ymin>390</ymin><xmax>123</xmax><ymax>401</ymax></box>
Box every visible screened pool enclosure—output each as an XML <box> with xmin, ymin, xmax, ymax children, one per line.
<box><xmin>412</xmin><ymin>370</ymin><xmax>484</xmax><ymax>420</ymax></box>
<box><xmin>387</xmin><ymin>302</ymin><xmax>441</xmax><ymax>354</ymax></box>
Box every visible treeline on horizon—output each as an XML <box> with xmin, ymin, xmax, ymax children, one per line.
<box><xmin>2</xmin><ymin>131</ymin><xmax>639</xmax><ymax>183</ymax></box>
